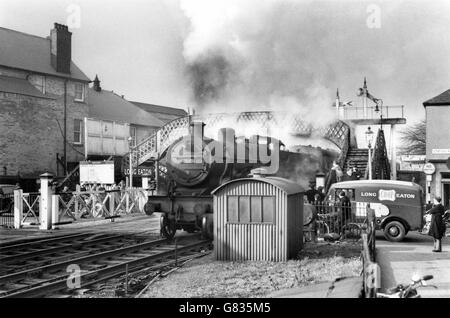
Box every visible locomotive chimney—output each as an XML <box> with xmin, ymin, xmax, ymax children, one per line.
<box><xmin>189</xmin><ymin>121</ymin><xmax>205</xmax><ymax>140</ymax></box>
<box><xmin>189</xmin><ymin>121</ymin><xmax>205</xmax><ymax>163</ymax></box>
<box><xmin>50</xmin><ymin>23</ymin><xmax>72</xmax><ymax>74</ymax></box>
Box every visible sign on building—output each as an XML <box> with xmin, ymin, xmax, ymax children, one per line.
<box><xmin>423</xmin><ymin>162</ymin><xmax>436</xmax><ymax>175</ymax></box>
<box><xmin>399</xmin><ymin>155</ymin><xmax>426</xmax><ymax>171</ymax></box>
<box><xmin>79</xmin><ymin>161</ymin><xmax>115</xmax><ymax>184</ymax></box>
<box><xmin>431</xmin><ymin>149</ymin><xmax>450</xmax><ymax>155</ymax></box>
<box><xmin>123</xmin><ymin>167</ymin><xmax>154</xmax><ymax>177</ymax></box>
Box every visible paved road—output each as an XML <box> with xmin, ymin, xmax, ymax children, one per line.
<box><xmin>376</xmin><ymin>231</ymin><xmax>450</xmax><ymax>297</ymax></box>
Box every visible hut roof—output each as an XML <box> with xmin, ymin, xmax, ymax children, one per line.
<box><xmin>212</xmin><ymin>176</ymin><xmax>304</xmax><ymax>196</ymax></box>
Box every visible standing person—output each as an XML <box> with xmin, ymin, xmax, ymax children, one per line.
<box><xmin>317</xmin><ymin>186</ymin><xmax>326</xmax><ymax>202</ymax></box>
<box><xmin>426</xmin><ymin>196</ymin><xmax>446</xmax><ymax>252</ymax></box>
<box><xmin>305</xmin><ymin>183</ymin><xmax>317</xmax><ymax>203</ymax></box>
<box><xmin>332</xmin><ymin>161</ymin><xmax>343</xmax><ymax>182</ymax></box>
<box><xmin>339</xmin><ymin>191</ymin><xmax>352</xmax><ymax>228</ymax></box>
<box><xmin>352</xmin><ymin>166</ymin><xmax>361</xmax><ymax>180</ymax></box>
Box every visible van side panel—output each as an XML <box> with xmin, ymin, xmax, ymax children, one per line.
<box><xmin>330</xmin><ymin>183</ymin><xmax>423</xmax><ymax>230</ymax></box>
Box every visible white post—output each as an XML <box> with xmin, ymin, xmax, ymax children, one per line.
<box><xmin>51</xmin><ymin>194</ymin><xmax>59</xmax><ymax>229</ymax></box>
<box><xmin>39</xmin><ymin>173</ymin><xmax>53</xmax><ymax>230</ymax></box>
<box><xmin>155</xmin><ymin>161</ymin><xmax>159</xmax><ymax>193</ymax></box>
<box><xmin>390</xmin><ymin>124</ymin><xmax>397</xmax><ymax>180</ymax></box>
<box><xmin>368</xmin><ymin>147</ymin><xmax>373</xmax><ymax>180</ymax></box>
<box><xmin>142</xmin><ymin>176</ymin><xmax>149</xmax><ymax>189</ymax></box>
<box><xmin>14</xmin><ymin>189</ymin><xmax>23</xmax><ymax>229</ymax></box>
<box><xmin>128</xmin><ymin>138</ymin><xmax>133</xmax><ymax>189</ymax></box>
<box><xmin>426</xmin><ymin>175</ymin><xmax>432</xmax><ymax>204</ymax></box>
<box><xmin>109</xmin><ymin>192</ymin><xmax>115</xmax><ymax>216</ymax></box>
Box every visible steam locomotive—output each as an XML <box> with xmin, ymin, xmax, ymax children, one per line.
<box><xmin>144</xmin><ymin>122</ymin><xmax>335</xmax><ymax>239</ymax></box>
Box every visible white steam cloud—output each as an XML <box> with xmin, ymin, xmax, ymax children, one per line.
<box><xmin>180</xmin><ymin>0</ymin><xmax>338</xmax><ymax>126</ymax></box>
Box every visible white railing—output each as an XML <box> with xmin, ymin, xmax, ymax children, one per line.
<box><xmin>338</xmin><ymin>105</ymin><xmax>404</xmax><ymax>120</ymax></box>
<box><xmin>53</xmin><ymin>188</ymin><xmax>148</xmax><ymax>225</ymax></box>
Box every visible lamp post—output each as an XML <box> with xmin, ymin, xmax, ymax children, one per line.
<box><xmin>365</xmin><ymin>126</ymin><xmax>374</xmax><ymax>180</ymax></box>
<box><xmin>128</xmin><ymin>136</ymin><xmax>133</xmax><ymax>188</ymax></box>
<box><xmin>315</xmin><ymin>172</ymin><xmax>326</xmax><ymax>189</ymax></box>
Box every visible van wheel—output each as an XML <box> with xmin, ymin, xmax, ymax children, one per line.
<box><xmin>384</xmin><ymin>221</ymin><xmax>406</xmax><ymax>242</ymax></box>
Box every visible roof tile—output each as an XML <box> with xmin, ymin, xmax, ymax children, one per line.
<box><xmin>88</xmin><ymin>88</ymin><xmax>164</xmax><ymax>127</ymax></box>
<box><xmin>0</xmin><ymin>27</ymin><xmax>90</xmax><ymax>82</ymax></box>
<box><xmin>423</xmin><ymin>88</ymin><xmax>450</xmax><ymax>106</ymax></box>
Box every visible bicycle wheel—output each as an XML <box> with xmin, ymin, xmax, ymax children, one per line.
<box><xmin>341</xmin><ymin>223</ymin><xmax>362</xmax><ymax>240</ymax></box>
<box><xmin>316</xmin><ymin>220</ymin><xmax>330</xmax><ymax>237</ymax></box>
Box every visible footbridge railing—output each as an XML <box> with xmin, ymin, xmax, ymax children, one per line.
<box><xmin>123</xmin><ymin>112</ymin><xmax>351</xmax><ymax>170</ymax></box>
<box><xmin>365</xmin><ymin>129</ymin><xmax>391</xmax><ymax>180</ymax></box>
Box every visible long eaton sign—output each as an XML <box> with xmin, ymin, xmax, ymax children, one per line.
<box><xmin>359</xmin><ymin>189</ymin><xmax>416</xmax><ymax>201</ymax></box>
<box><xmin>123</xmin><ymin>167</ymin><xmax>153</xmax><ymax>177</ymax></box>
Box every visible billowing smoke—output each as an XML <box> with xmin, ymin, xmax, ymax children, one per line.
<box><xmin>180</xmin><ymin>0</ymin><xmax>338</xmax><ymax>126</ymax></box>
<box><xmin>186</xmin><ymin>51</ymin><xmax>233</xmax><ymax>105</ymax></box>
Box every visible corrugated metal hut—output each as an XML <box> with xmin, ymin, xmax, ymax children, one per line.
<box><xmin>212</xmin><ymin>176</ymin><xmax>304</xmax><ymax>261</ymax></box>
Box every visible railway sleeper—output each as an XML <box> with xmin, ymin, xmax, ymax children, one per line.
<box><xmin>1</xmin><ymin>241</ymin><xmax>210</xmax><ymax>297</ymax></box>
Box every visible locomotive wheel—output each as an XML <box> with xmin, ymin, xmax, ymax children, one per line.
<box><xmin>160</xmin><ymin>216</ymin><xmax>177</xmax><ymax>239</ymax></box>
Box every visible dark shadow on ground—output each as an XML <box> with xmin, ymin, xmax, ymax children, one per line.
<box><xmin>299</xmin><ymin>241</ymin><xmax>361</xmax><ymax>260</ymax></box>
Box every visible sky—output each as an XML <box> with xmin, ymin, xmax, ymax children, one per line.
<box><xmin>1</xmin><ymin>0</ymin><xmax>450</xmax><ymax>127</ymax></box>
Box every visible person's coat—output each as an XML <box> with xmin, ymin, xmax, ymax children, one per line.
<box><xmin>339</xmin><ymin>195</ymin><xmax>351</xmax><ymax>221</ymax></box>
<box><xmin>428</xmin><ymin>203</ymin><xmax>446</xmax><ymax>239</ymax></box>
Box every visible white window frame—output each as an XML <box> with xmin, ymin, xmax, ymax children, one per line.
<box><xmin>74</xmin><ymin>119</ymin><xmax>83</xmax><ymax>144</ymax></box>
<box><xmin>35</xmin><ymin>75</ymin><xmax>46</xmax><ymax>94</ymax></box>
<box><xmin>74</xmin><ymin>83</ymin><xmax>85</xmax><ymax>102</ymax></box>
<box><xmin>130</xmin><ymin>126</ymin><xmax>137</xmax><ymax>147</ymax></box>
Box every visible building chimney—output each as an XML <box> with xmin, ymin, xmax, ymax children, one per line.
<box><xmin>93</xmin><ymin>75</ymin><xmax>101</xmax><ymax>92</ymax></box>
<box><xmin>50</xmin><ymin>23</ymin><xmax>72</xmax><ymax>74</ymax></box>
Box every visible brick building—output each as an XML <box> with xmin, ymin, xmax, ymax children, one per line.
<box><xmin>423</xmin><ymin>89</ymin><xmax>450</xmax><ymax>208</ymax></box>
<box><xmin>0</xmin><ymin>23</ymin><xmax>90</xmax><ymax>187</ymax></box>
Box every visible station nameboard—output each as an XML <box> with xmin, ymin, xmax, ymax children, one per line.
<box><xmin>123</xmin><ymin>167</ymin><xmax>154</xmax><ymax>177</ymax></box>
<box><xmin>399</xmin><ymin>155</ymin><xmax>425</xmax><ymax>172</ymax></box>
<box><xmin>79</xmin><ymin>161</ymin><xmax>115</xmax><ymax>184</ymax></box>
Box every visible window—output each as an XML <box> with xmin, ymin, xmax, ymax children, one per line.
<box><xmin>74</xmin><ymin>119</ymin><xmax>83</xmax><ymax>144</ymax></box>
<box><xmin>335</xmin><ymin>188</ymin><xmax>355</xmax><ymax>201</ymax></box>
<box><xmin>35</xmin><ymin>75</ymin><xmax>46</xmax><ymax>94</ymax></box>
<box><xmin>130</xmin><ymin>126</ymin><xmax>137</xmax><ymax>146</ymax></box>
<box><xmin>74</xmin><ymin>83</ymin><xmax>85</xmax><ymax>102</ymax></box>
<box><xmin>227</xmin><ymin>195</ymin><xmax>275</xmax><ymax>223</ymax></box>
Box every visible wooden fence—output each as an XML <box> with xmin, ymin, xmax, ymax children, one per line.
<box><xmin>53</xmin><ymin>188</ymin><xmax>148</xmax><ymax>226</ymax></box>
<box><xmin>361</xmin><ymin>207</ymin><xmax>380</xmax><ymax>298</ymax></box>
<box><xmin>13</xmin><ymin>188</ymin><xmax>148</xmax><ymax>229</ymax></box>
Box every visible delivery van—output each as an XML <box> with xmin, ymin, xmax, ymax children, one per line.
<box><xmin>327</xmin><ymin>180</ymin><xmax>424</xmax><ymax>242</ymax></box>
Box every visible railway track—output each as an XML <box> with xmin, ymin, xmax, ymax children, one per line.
<box><xmin>0</xmin><ymin>233</ymin><xmax>211</xmax><ymax>298</ymax></box>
